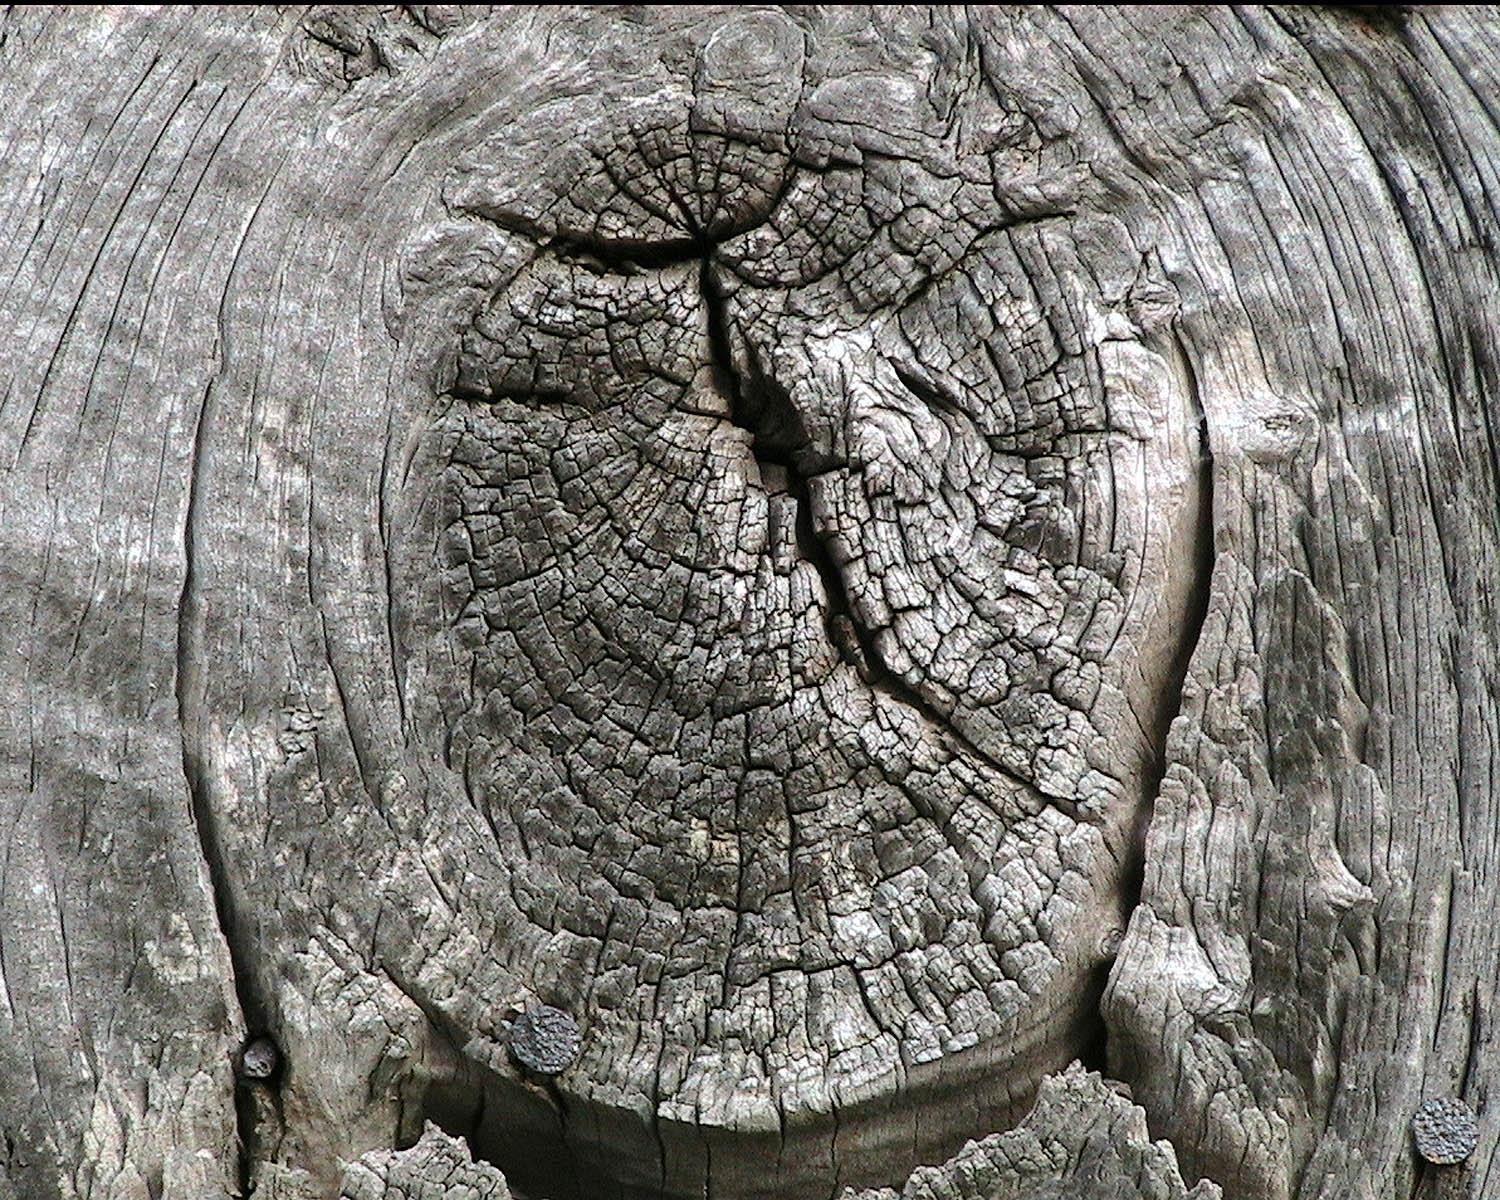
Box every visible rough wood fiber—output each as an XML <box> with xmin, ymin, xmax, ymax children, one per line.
<box><xmin>0</xmin><ymin>6</ymin><xmax>1497</xmax><ymax>1200</ymax></box>
<box><xmin>842</xmin><ymin>1064</ymin><xmax>1222</xmax><ymax>1200</ymax></box>
<box><xmin>340</xmin><ymin>1124</ymin><xmax>511</xmax><ymax>1200</ymax></box>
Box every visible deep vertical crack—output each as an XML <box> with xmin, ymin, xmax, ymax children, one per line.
<box><xmin>178</xmin><ymin>379</ymin><xmax>272</xmax><ymax>1196</ymax></box>
<box><xmin>1103</xmin><ymin>328</ymin><xmax>1216</xmax><ymax>1073</ymax></box>
<box><xmin>701</xmin><ymin>256</ymin><xmax>1091</xmax><ymax>817</ymax></box>
<box><xmin>700</xmin><ymin>258</ymin><xmax>894</xmax><ymax>687</ymax></box>
<box><xmin>1132</xmin><ymin>328</ymin><xmax>1216</xmax><ymax>892</ymax></box>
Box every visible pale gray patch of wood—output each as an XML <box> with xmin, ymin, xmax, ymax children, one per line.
<box><xmin>1088</xmin><ymin>5</ymin><xmax>1500</xmax><ymax>1198</ymax></box>
<box><xmin>842</xmin><ymin>1063</ymin><xmax>1222</xmax><ymax>1200</ymax></box>
<box><xmin>341</xmin><ymin>1123</ymin><xmax>511</xmax><ymax>1200</ymax></box>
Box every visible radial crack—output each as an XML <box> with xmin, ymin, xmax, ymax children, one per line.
<box><xmin>700</xmin><ymin>259</ymin><xmax>1088</xmax><ymax>818</ymax></box>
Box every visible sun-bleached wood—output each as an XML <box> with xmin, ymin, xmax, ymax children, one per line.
<box><xmin>0</xmin><ymin>7</ymin><xmax>1496</xmax><ymax>1200</ymax></box>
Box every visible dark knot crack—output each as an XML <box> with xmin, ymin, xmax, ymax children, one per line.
<box><xmin>698</xmin><ymin>257</ymin><xmax>1087</xmax><ymax>819</ymax></box>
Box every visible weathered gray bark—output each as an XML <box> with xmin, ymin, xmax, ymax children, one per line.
<box><xmin>0</xmin><ymin>5</ymin><xmax>1496</xmax><ymax>1200</ymax></box>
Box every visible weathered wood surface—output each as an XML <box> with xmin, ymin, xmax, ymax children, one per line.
<box><xmin>1</xmin><ymin>5</ymin><xmax>1497</xmax><ymax>1199</ymax></box>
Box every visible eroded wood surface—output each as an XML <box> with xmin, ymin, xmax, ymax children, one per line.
<box><xmin>0</xmin><ymin>6</ymin><xmax>1497</xmax><ymax>1200</ymax></box>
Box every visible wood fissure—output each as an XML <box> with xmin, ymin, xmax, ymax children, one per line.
<box><xmin>178</xmin><ymin>384</ymin><xmax>273</xmax><ymax>1197</ymax></box>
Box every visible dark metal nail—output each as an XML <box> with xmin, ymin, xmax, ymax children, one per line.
<box><xmin>1413</xmin><ymin>1097</ymin><xmax>1478</xmax><ymax>1165</ymax></box>
<box><xmin>508</xmin><ymin>1005</ymin><xmax>581</xmax><ymax>1077</ymax></box>
<box><xmin>238</xmin><ymin>1036</ymin><xmax>280</xmax><ymax>1081</ymax></box>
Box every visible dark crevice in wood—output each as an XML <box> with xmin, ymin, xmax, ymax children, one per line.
<box><xmin>1078</xmin><ymin>950</ymin><xmax>1114</xmax><ymax>1077</ymax></box>
<box><xmin>702</xmin><ymin>262</ymin><xmax>824</xmax><ymax>475</ymax></box>
<box><xmin>390</xmin><ymin>959</ymin><xmax>588</xmax><ymax>1200</ymax></box>
<box><xmin>469</xmin><ymin>212</ymin><xmax>708</xmax><ymax>274</ymax></box>
<box><xmin>463</xmin><ymin>156</ymin><xmax>799</xmax><ymax>271</ymax></box>
<box><xmin>1108</xmin><ymin>328</ymin><xmax>1217</xmax><ymax>1072</ymax></box>
<box><xmin>701</xmin><ymin>258</ymin><xmax>874</xmax><ymax>688</ymax></box>
<box><xmin>177</xmin><ymin>385</ymin><xmax>275</xmax><ymax>1196</ymax></box>
<box><xmin>550</xmin><ymin>228</ymin><xmax>709</xmax><ymax>272</ymax></box>
<box><xmin>231</xmin><ymin>1085</ymin><xmax>257</xmax><ymax>1198</ymax></box>
<box><xmin>1314</xmin><ymin>4</ymin><xmax>1410</xmax><ymax>30</ymax></box>
<box><xmin>423</xmin><ymin>1076</ymin><xmax>585</xmax><ymax>1200</ymax></box>
<box><xmin>703</xmin><ymin>260</ymin><xmax>1088</xmax><ymax>819</ymax></box>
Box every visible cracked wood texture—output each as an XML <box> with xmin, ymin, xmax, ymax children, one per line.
<box><xmin>0</xmin><ymin>6</ymin><xmax>1497</xmax><ymax>1200</ymax></box>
